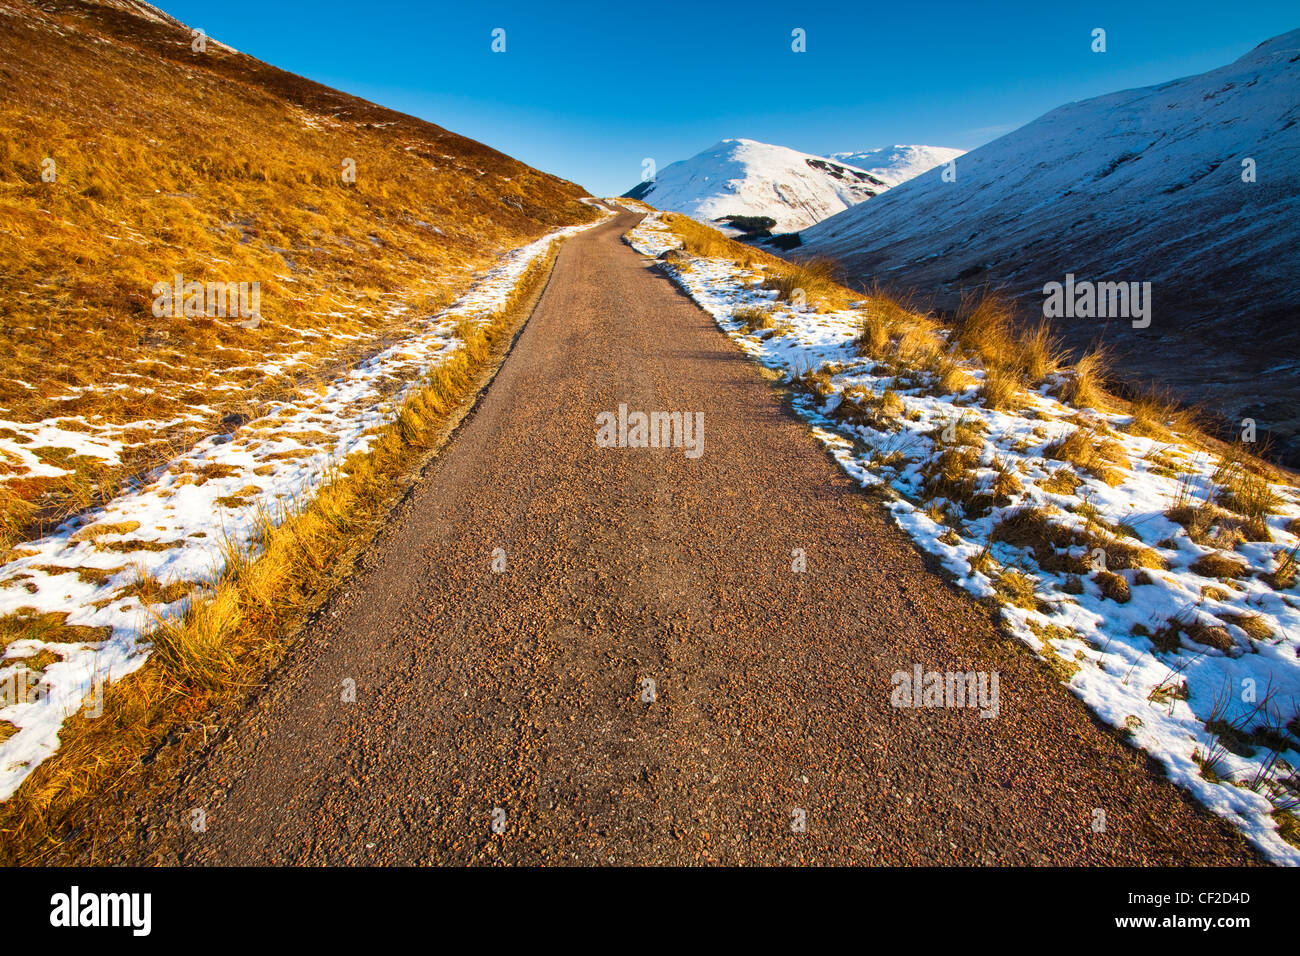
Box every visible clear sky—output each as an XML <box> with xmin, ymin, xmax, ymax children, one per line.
<box><xmin>157</xmin><ymin>0</ymin><xmax>1298</xmax><ymax>196</ymax></box>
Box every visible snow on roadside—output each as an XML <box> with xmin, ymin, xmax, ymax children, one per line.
<box><xmin>0</xmin><ymin>209</ymin><xmax>610</xmax><ymax>801</ymax></box>
<box><xmin>625</xmin><ymin>207</ymin><xmax>1300</xmax><ymax>865</ymax></box>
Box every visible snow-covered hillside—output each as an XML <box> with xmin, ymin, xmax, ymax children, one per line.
<box><xmin>800</xmin><ymin>30</ymin><xmax>1300</xmax><ymax>462</ymax></box>
<box><xmin>624</xmin><ymin>139</ymin><xmax>961</xmax><ymax>234</ymax></box>
<box><xmin>826</xmin><ymin>145</ymin><xmax>964</xmax><ymax>188</ymax></box>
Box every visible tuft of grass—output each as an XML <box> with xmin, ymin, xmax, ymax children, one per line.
<box><xmin>1152</xmin><ymin>615</ymin><xmax>1234</xmax><ymax>654</ymax></box>
<box><xmin>1055</xmin><ymin>348</ymin><xmax>1109</xmax><ymax>410</ymax></box>
<box><xmin>1262</xmin><ymin>545</ymin><xmax>1298</xmax><ymax>591</ymax></box>
<box><xmin>1189</xmin><ymin>552</ymin><xmax>1249</xmax><ymax>580</ymax></box>
<box><xmin>1041</xmin><ymin>467</ymin><xmax>1082</xmax><ymax>496</ymax></box>
<box><xmin>761</xmin><ymin>257</ymin><xmax>844</xmax><ymax>310</ymax></box>
<box><xmin>894</xmin><ymin>326</ymin><xmax>945</xmax><ymax>370</ymax></box>
<box><xmin>955</xmin><ymin>293</ymin><xmax>1019</xmax><ymax>367</ymax></box>
<box><xmin>857</xmin><ymin>311</ymin><xmax>892</xmax><ymax>358</ymax></box>
<box><xmin>935</xmin><ymin>353</ymin><xmax>977</xmax><ymax>394</ymax></box>
<box><xmin>1044</xmin><ymin>428</ymin><xmax>1129</xmax><ymax>486</ymax></box>
<box><xmin>979</xmin><ymin>365</ymin><xmax>1026</xmax><ymax>411</ymax></box>
<box><xmin>1273</xmin><ymin>811</ymin><xmax>1300</xmax><ymax>850</ymax></box>
<box><xmin>1095</xmin><ymin>570</ymin><xmax>1131</xmax><ymax>603</ymax></box>
<box><xmin>925</xmin><ymin>448</ymin><xmax>982</xmax><ymax>504</ymax></box>
<box><xmin>733</xmin><ymin>305</ymin><xmax>777</xmax><ymax>333</ymax></box>
<box><xmin>853</xmin><ymin>294</ymin><xmax>947</xmax><ymax>379</ymax></box>
<box><xmin>1213</xmin><ymin>446</ymin><xmax>1282</xmax><ymax>540</ymax></box>
<box><xmin>1165</xmin><ymin>473</ymin><xmax>1264</xmax><ymax>548</ymax></box>
<box><xmin>1126</xmin><ymin>388</ymin><xmax>1198</xmax><ymax>441</ymax></box>
<box><xmin>991</xmin><ymin>456</ymin><xmax>1023</xmax><ymax>504</ymax></box>
<box><xmin>1017</xmin><ymin>322</ymin><xmax>1067</xmax><ymax>382</ymax></box>
<box><xmin>0</xmin><ymin>609</ymin><xmax>111</xmax><ymax>651</ymax></box>
<box><xmin>69</xmin><ymin>520</ymin><xmax>142</xmax><ymax>543</ymax></box>
<box><xmin>1103</xmin><ymin>537</ymin><xmax>1167</xmax><ymax>571</ymax></box>
<box><xmin>1220</xmin><ymin>612</ymin><xmax>1274</xmax><ymax>642</ymax></box>
<box><xmin>995</xmin><ymin>568</ymin><xmax>1041</xmax><ymax>610</ymax></box>
<box><xmin>793</xmin><ymin>365</ymin><xmax>836</xmax><ymax>402</ymax></box>
<box><xmin>114</xmin><ymin>564</ymin><xmax>193</xmax><ymax>608</ymax></box>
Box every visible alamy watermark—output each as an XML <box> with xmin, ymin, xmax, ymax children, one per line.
<box><xmin>152</xmin><ymin>273</ymin><xmax>261</xmax><ymax>320</ymax></box>
<box><xmin>49</xmin><ymin>886</ymin><xmax>150</xmax><ymax>936</ymax></box>
<box><xmin>1042</xmin><ymin>273</ymin><xmax>1151</xmax><ymax>329</ymax></box>
<box><xmin>891</xmin><ymin>664</ymin><xmax>999</xmax><ymax>718</ymax></box>
<box><xmin>595</xmin><ymin>404</ymin><xmax>704</xmax><ymax>459</ymax></box>
<box><xmin>0</xmin><ymin>669</ymin><xmax>103</xmax><ymax>718</ymax></box>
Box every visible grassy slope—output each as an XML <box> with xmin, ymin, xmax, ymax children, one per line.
<box><xmin>0</xmin><ymin>0</ymin><xmax>595</xmax><ymax>547</ymax></box>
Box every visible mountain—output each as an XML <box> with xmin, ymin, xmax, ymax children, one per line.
<box><xmin>623</xmin><ymin>139</ymin><xmax>959</xmax><ymax>235</ymax></box>
<box><xmin>825</xmin><ymin>145</ymin><xmax>965</xmax><ymax>188</ymax></box>
<box><xmin>799</xmin><ymin>30</ymin><xmax>1300</xmax><ymax>461</ymax></box>
<box><xmin>623</xmin><ymin>139</ymin><xmax>879</xmax><ymax>234</ymax></box>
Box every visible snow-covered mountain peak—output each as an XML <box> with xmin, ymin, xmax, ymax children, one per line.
<box><xmin>623</xmin><ymin>138</ymin><xmax>961</xmax><ymax>234</ymax></box>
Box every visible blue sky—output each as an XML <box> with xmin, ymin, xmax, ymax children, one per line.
<box><xmin>159</xmin><ymin>1</ymin><xmax>1298</xmax><ymax>196</ymax></box>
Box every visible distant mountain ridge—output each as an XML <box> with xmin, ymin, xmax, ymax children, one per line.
<box><xmin>826</xmin><ymin>145</ymin><xmax>965</xmax><ymax>188</ymax></box>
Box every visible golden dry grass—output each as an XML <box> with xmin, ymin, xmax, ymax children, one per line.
<box><xmin>1213</xmin><ymin>444</ymin><xmax>1283</xmax><ymax>530</ymax></box>
<box><xmin>955</xmin><ymin>293</ymin><xmax>1020</xmax><ymax>367</ymax></box>
<box><xmin>1188</xmin><ymin>552</ymin><xmax>1249</xmax><ymax>580</ymax></box>
<box><xmin>761</xmin><ymin>258</ymin><xmax>847</xmax><ymax>310</ymax></box>
<box><xmin>1044</xmin><ymin>427</ymin><xmax>1129</xmax><ymax>486</ymax></box>
<box><xmin>733</xmin><ymin>305</ymin><xmax>778</xmax><ymax>333</ymax></box>
<box><xmin>979</xmin><ymin>365</ymin><xmax>1027</xmax><ymax>411</ymax></box>
<box><xmin>0</xmin><ymin>1</ymin><xmax>595</xmax><ymax>549</ymax></box>
<box><xmin>995</xmin><ymin>568</ymin><xmax>1041</xmax><ymax>610</ymax></box>
<box><xmin>1125</xmin><ymin>388</ymin><xmax>1199</xmax><ymax>441</ymax></box>
<box><xmin>646</xmin><ymin>212</ymin><xmax>1298</xmax><ymax>499</ymax></box>
<box><xmin>660</xmin><ymin>212</ymin><xmax>787</xmax><ymax>268</ymax></box>
<box><xmin>852</xmin><ymin>292</ymin><xmax>947</xmax><ymax>380</ymax></box>
<box><xmin>1054</xmin><ymin>348</ymin><xmax>1109</xmax><ymax>411</ymax></box>
<box><xmin>1018</xmin><ymin>322</ymin><xmax>1067</xmax><ymax>382</ymax></box>
<box><xmin>956</xmin><ymin>294</ymin><xmax>1071</xmax><ymax>387</ymax></box>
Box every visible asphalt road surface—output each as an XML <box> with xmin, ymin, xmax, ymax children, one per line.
<box><xmin>108</xmin><ymin>209</ymin><xmax>1258</xmax><ymax>865</ymax></box>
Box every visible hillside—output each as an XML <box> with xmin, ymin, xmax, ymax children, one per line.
<box><xmin>0</xmin><ymin>0</ymin><xmax>596</xmax><ymax>549</ymax></box>
<box><xmin>799</xmin><ymin>29</ymin><xmax>1300</xmax><ymax>462</ymax></box>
